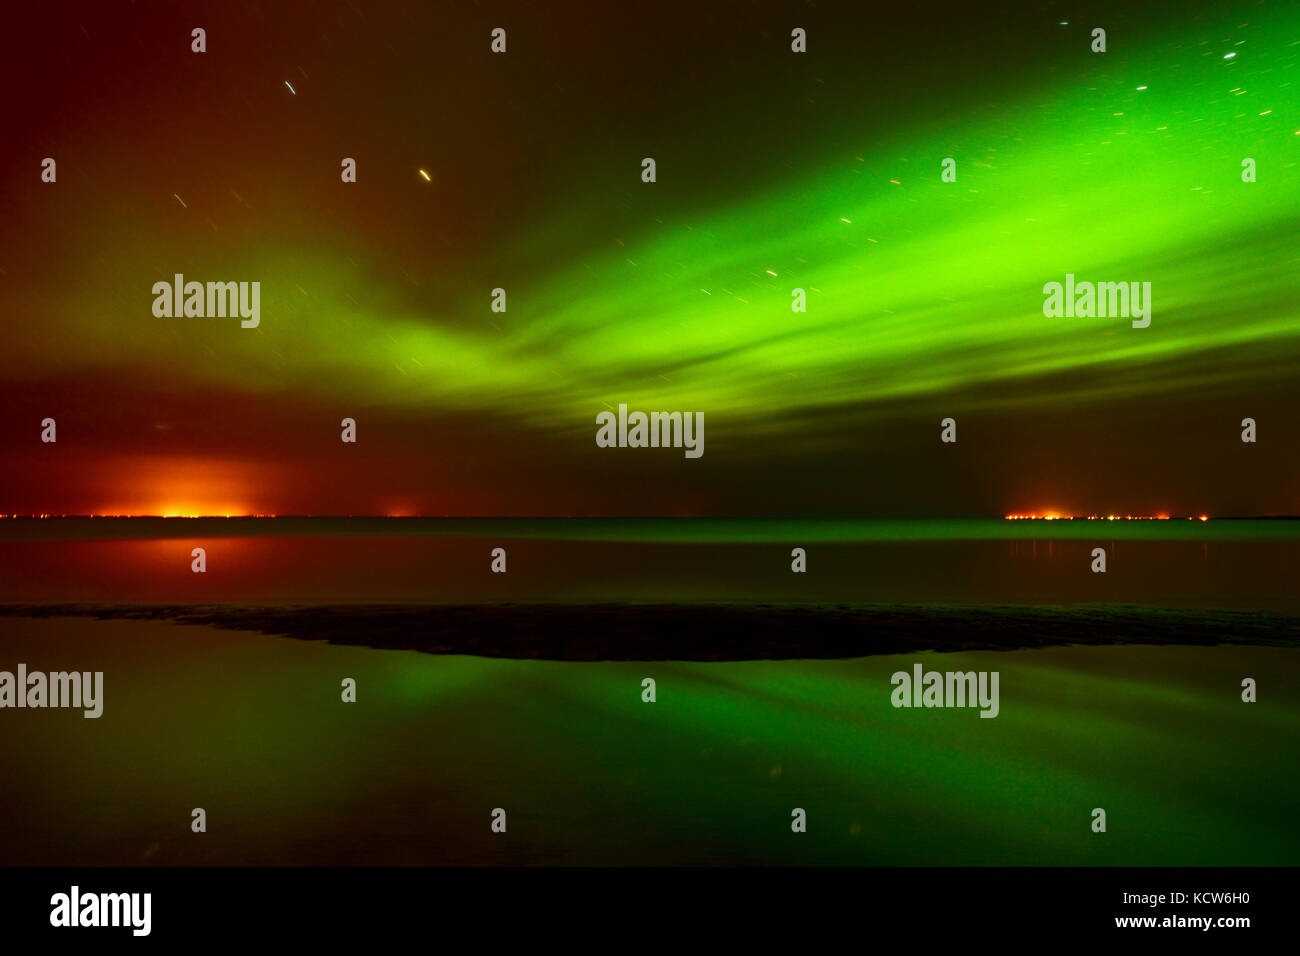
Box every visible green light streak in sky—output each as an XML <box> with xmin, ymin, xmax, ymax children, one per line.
<box><xmin>24</xmin><ymin>9</ymin><xmax>1300</xmax><ymax>445</ymax></box>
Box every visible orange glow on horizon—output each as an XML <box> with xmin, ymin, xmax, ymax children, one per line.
<box><xmin>80</xmin><ymin>455</ymin><xmax>274</xmax><ymax>519</ymax></box>
<box><xmin>1004</xmin><ymin>513</ymin><xmax>1205</xmax><ymax>521</ymax></box>
<box><xmin>0</xmin><ymin>513</ymin><xmax>280</xmax><ymax>518</ymax></box>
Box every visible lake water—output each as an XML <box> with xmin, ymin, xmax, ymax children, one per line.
<box><xmin>0</xmin><ymin>518</ymin><xmax>1296</xmax><ymax>865</ymax></box>
<box><xmin>0</xmin><ymin>617</ymin><xmax>1295</xmax><ymax>866</ymax></box>
<box><xmin>1</xmin><ymin>517</ymin><xmax>1298</xmax><ymax>609</ymax></box>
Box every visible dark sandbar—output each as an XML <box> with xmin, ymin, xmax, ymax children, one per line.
<box><xmin>0</xmin><ymin>603</ymin><xmax>1296</xmax><ymax>661</ymax></box>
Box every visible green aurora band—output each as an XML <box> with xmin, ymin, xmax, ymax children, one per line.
<box><xmin>13</xmin><ymin>9</ymin><xmax>1300</xmax><ymax>449</ymax></box>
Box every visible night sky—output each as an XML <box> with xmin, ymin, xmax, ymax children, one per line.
<box><xmin>5</xmin><ymin>0</ymin><xmax>1298</xmax><ymax>517</ymax></box>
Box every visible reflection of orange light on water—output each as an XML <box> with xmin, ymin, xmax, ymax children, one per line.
<box><xmin>132</xmin><ymin>535</ymin><xmax>259</xmax><ymax>571</ymax></box>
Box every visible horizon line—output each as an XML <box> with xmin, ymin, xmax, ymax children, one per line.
<box><xmin>2</xmin><ymin>514</ymin><xmax>1299</xmax><ymax>521</ymax></box>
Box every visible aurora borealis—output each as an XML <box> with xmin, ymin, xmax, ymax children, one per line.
<box><xmin>5</xmin><ymin>0</ymin><xmax>1298</xmax><ymax>516</ymax></box>
<box><xmin>3</xmin><ymin>1</ymin><xmax>1300</xmax><ymax>908</ymax></box>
